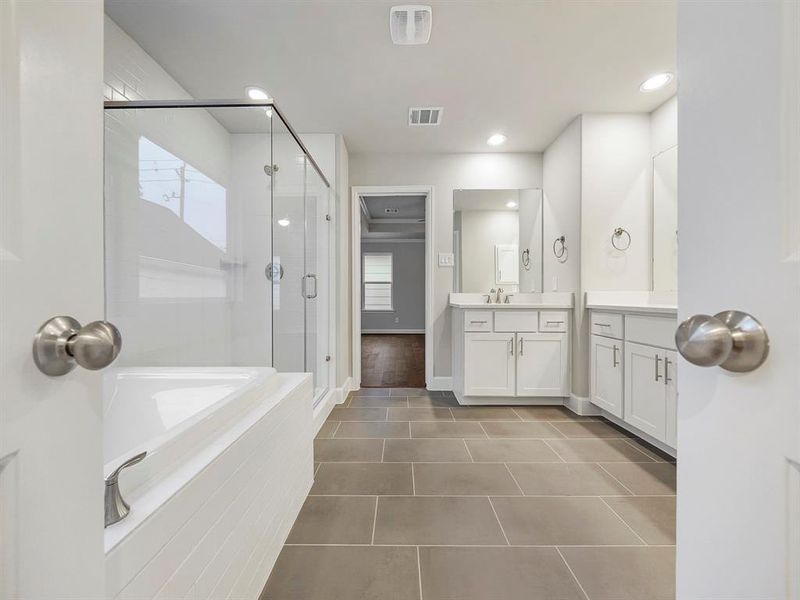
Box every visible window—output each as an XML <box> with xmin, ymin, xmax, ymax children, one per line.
<box><xmin>363</xmin><ymin>253</ymin><xmax>393</xmax><ymax>311</ymax></box>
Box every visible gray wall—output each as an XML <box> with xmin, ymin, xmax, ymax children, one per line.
<box><xmin>361</xmin><ymin>241</ymin><xmax>425</xmax><ymax>331</ymax></box>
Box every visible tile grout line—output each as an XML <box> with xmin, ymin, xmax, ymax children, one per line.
<box><xmin>411</xmin><ymin>462</ymin><xmax>416</xmax><ymax>495</ymax></box>
<box><xmin>283</xmin><ymin>542</ymin><xmax>677</xmax><ymax>548</ymax></box>
<box><xmin>416</xmin><ymin>546</ymin><xmax>424</xmax><ymax>600</ymax></box>
<box><xmin>332</xmin><ymin>421</ymin><xmax>342</xmax><ymax>438</ymax></box>
<box><xmin>541</xmin><ymin>439</ymin><xmax>567</xmax><ymax>463</ymax></box>
<box><xmin>596</xmin><ymin>462</ymin><xmax>636</xmax><ymax>496</ymax></box>
<box><xmin>487</xmin><ymin>496</ymin><xmax>511</xmax><ymax>546</ymax></box>
<box><xmin>556</xmin><ymin>546</ymin><xmax>591</xmax><ymax>600</ymax></box>
<box><xmin>462</xmin><ymin>439</ymin><xmax>475</xmax><ymax>463</ymax></box>
<box><xmin>599</xmin><ymin>496</ymin><xmax>649</xmax><ymax>546</ymax></box>
<box><xmin>503</xmin><ymin>463</ymin><xmax>526</xmax><ymax>496</ymax></box>
<box><xmin>381</xmin><ymin>438</ymin><xmax>386</xmax><ymax>463</ymax></box>
<box><xmin>621</xmin><ymin>437</ymin><xmax>662</xmax><ymax>462</ymax></box>
<box><xmin>370</xmin><ymin>496</ymin><xmax>379</xmax><ymax>545</ymax></box>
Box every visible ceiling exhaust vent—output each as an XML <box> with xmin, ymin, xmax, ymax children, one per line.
<box><xmin>390</xmin><ymin>5</ymin><xmax>432</xmax><ymax>45</ymax></box>
<box><xmin>384</xmin><ymin>208</ymin><xmax>400</xmax><ymax>215</ymax></box>
<box><xmin>409</xmin><ymin>106</ymin><xmax>443</xmax><ymax>126</ymax></box>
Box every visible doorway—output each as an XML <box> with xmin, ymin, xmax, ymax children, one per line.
<box><xmin>351</xmin><ymin>186</ymin><xmax>433</xmax><ymax>389</ymax></box>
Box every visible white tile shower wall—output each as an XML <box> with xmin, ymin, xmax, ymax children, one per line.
<box><xmin>106</xmin><ymin>377</ymin><xmax>313</xmax><ymax>600</ymax></box>
<box><xmin>349</xmin><ymin>152</ymin><xmax>544</xmax><ymax>378</ymax></box>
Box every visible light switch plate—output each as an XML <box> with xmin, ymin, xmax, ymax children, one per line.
<box><xmin>438</xmin><ymin>253</ymin><xmax>455</xmax><ymax>267</ymax></box>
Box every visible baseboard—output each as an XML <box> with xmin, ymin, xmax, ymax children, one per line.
<box><xmin>338</xmin><ymin>377</ymin><xmax>354</xmax><ymax>403</ymax></box>
<box><xmin>361</xmin><ymin>329</ymin><xmax>425</xmax><ymax>334</ymax></box>
<box><xmin>312</xmin><ymin>389</ymin><xmax>338</xmax><ymax>435</ymax></box>
<box><xmin>428</xmin><ymin>376</ymin><xmax>453</xmax><ymax>391</ymax></box>
<box><xmin>565</xmin><ymin>394</ymin><xmax>602</xmax><ymax>416</ymax></box>
<box><xmin>602</xmin><ymin>411</ymin><xmax>677</xmax><ymax>458</ymax></box>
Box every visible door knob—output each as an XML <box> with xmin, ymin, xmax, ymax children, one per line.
<box><xmin>675</xmin><ymin>310</ymin><xmax>768</xmax><ymax>373</ymax></box>
<box><xmin>33</xmin><ymin>316</ymin><xmax>122</xmax><ymax>376</ymax></box>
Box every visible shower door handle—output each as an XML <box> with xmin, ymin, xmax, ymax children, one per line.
<box><xmin>302</xmin><ymin>274</ymin><xmax>318</xmax><ymax>299</ymax></box>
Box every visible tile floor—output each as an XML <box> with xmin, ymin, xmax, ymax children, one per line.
<box><xmin>261</xmin><ymin>389</ymin><xmax>676</xmax><ymax>600</ymax></box>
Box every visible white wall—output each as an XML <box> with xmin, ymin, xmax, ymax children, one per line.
<box><xmin>651</xmin><ymin>95</ymin><xmax>678</xmax><ymax>156</ymax></box>
<box><xmin>543</xmin><ymin>117</ymin><xmax>585</xmax><ymax>395</ymax></box>
<box><xmin>459</xmin><ymin>210</ymin><xmax>519</xmax><ymax>293</ymax></box>
<box><xmin>350</xmin><ymin>153</ymin><xmax>543</xmax><ymax>380</ymax></box>
<box><xmin>361</xmin><ymin>242</ymin><xmax>426</xmax><ymax>331</ymax></box>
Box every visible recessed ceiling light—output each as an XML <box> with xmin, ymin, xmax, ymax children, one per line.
<box><xmin>277</xmin><ymin>218</ymin><xmax>290</xmax><ymax>227</ymax></box>
<box><xmin>245</xmin><ymin>86</ymin><xmax>270</xmax><ymax>101</ymax></box>
<box><xmin>506</xmin><ymin>201</ymin><xmax>518</xmax><ymax>208</ymax></box>
<box><xmin>487</xmin><ymin>133</ymin><xmax>507</xmax><ymax>146</ymax></box>
<box><xmin>640</xmin><ymin>72</ymin><xmax>674</xmax><ymax>92</ymax></box>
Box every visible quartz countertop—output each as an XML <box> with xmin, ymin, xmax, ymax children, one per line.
<box><xmin>449</xmin><ymin>292</ymin><xmax>574</xmax><ymax>309</ymax></box>
<box><xmin>585</xmin><ymin>291</ymin><xmax>677</xmax><ymax>315</ymax></box>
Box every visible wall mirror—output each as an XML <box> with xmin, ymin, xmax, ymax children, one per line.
<box><xmin>452</xmin><ymin>189</ymin><xmax>543</xmax><ymax>293</ymax></box>
<box><xmin>653</xmin><ymin>146</ymin><xmax>678</xmax><ymax>291</ymax></box>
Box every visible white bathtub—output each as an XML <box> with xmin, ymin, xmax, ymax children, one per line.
<box><xmin>103</xmin><ymin>367</ymin><xmax>314</xmax><ymax>600</ymax></box>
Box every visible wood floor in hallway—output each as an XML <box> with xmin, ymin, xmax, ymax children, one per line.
<box><xmin>361</xmin><ymin>334</ymin><xmax>425</xmax><ymax>388</ymax></box>
<box><xmin>261</xmin><ymin>389</ymin><xmax>677</xmax><ymax>600</ymax></box>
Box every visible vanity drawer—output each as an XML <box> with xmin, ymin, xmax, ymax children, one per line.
<box><xmin>464</xmin><ymin>310</ymin><xmax>493</xmax><ymax>332</ymax></box>
<box><xmin>494</xmin><ymin>311</ymin><xmax>538</xmax><ymax>332</ymax></box>
<box><xmin>591</xmin><ymin>312</ymin><xmax>623</xmax><ymax>339</ymax></box>
<box><xmin>539</xmin><ymin>311</ymin><xmax>568</xmax><ymax>332</ymax></box>
<box><xmin>625</xmin><ymin>314</ymin><xmax>677</xmax><ymax>349</ymax></box>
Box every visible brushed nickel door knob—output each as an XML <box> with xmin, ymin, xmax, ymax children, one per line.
<box><xmin>675</xmin><ymin>310</ymin><xmax>769</xmax><ymax>373</ymax></box>
<box><xmin>33</xmin><ymin>316</ymin><xmax>122</xmax><ymax>376</ymax></box>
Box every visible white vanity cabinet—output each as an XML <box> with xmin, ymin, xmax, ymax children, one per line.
<box><xmin>589</xmin><ymin>308</ymin><xmax>678</xmax><ymax>454</ymax></box>
<box><xmin>452</xmin><ymin>303</ymin><xmax>571</xmax><ymax>404</ymax></box>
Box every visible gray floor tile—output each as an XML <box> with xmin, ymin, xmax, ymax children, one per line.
<box><xmin>352</xmin><ymin>388</ymin><xmax>392</xmax><ymax>397</ymax></box>
<box><xmin>466</xmin><ymin>439</ymin><xmax>562</xmax><ymax>462</ymax></box>
<box><xmin>391</xmin><ymin>387</ymin><xmax>428</xmax><ymax>396</ymax></box>
<box><xmin>604</xmin><ymin>496</ymin><xmax>676</xmax><ymax>544</ymax></box>
<box><xmin>374</xmin><ymin>496</ymin><xmax>507</xmax><ymax>545</ymax></box>
<box><xmin>451</xmin><ymin>407</ymin><xmax>521</xmax><ymax>420</ymax></box>
<box><xmin>383</xmin><ymin>439</ymin><xmax>471</xmax><ymax>462</ymax></box>
<box><xmin>513</xmin><ymin>406</ymin><xmax>597</xmax><ymax>421</ymax></box>
<box><xmin>328</xmin><ymin>407</ymin><xmax>387</xmax><ymax>421</ymax></box>
<box><xmin>314</xmin><ymin>421</ymin><xmax>339</xmax><ymax>439</ymax></box>
<box><xmin>419</xmin><ymin>546</ymin><xmax>585</xmax><ymax>600</ymax></box>
<box><xmin>560</xmin><ymin>546</ymin><xmax>676</xmax><ymax>600</ymax></box>
<box><xmin>334</xmin><ymin>421</ymin><xmax>410</xmax><ymax>438</ymax></box>
<box><xmin>414</xmin><ymin>463</ymin><xmax>522</xmax><ymax>495</ymax></box>
<box><xmin>481</xmin><ymin>421</ymin><xmax>564</xmax><ymax>438</ymax></box>
<box><xmin>508</xmin><ymin>463</ymin><xmax>631</xmax><ymax>496</ymax></box>
<box><xmin>313</xmin><ymin>438</ymin><xmax>383</xmax><ymax>462</ymax></box>
<box><xmin>599</xmin><ymin>462</ymin><xmax>677</xmax><ymax>495</ymax></box>
<box><xmin>411</xmin><ymin>421</ymin><xmax>487</xmax><ymax>438</ymax></box>
<box><xmin>285</xmin><ymin>496</ymin><xmax>376</xmax><ymax>544</ymax></box>
<box><xmin>348</xmin><ymin>395</ymin><xmax>409</xmax><ymax>408</ymax></box>
<box><xmin>491</xmin><ymin>497</ymin><xmax>644</xmax><ymax>545</ymax></box>
<box><xmin>546</xmin><ymin>438</ymin><xmax>656</xmax><ymax>462</ymax></box>
<box><xmin>408</xmin><ymin>394</ymin><xmax>461</xmax><ymax>408</ymax></box>
<box><xmin>387</xmin><ymin>407</ymin><xmax>454</xmax><ymax>421</ymax></box>
<box><xmin>311</xmin><ymin>463</ymin><xmax>413</xmax><ymax>495</ymax></box>
<box><xmin>261</xmin><ymin>545</ymin><xmax>419</xmax><ymax>600</ymax></box>
<box><xmin>551</xmin><ymin>420</ymin><xmax>633</xmax><ymax>438</ymax></box>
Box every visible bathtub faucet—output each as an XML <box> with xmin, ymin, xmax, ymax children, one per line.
<box><xmin>105</xmin><ymin>451</ymin><xmax>147</xmax><ymax>528</ymax></box>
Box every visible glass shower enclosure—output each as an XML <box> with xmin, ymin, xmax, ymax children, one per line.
<box><xmin>103</xmin><ymin>99</ymin><xmax>331</xmax><ymax>402</ymax></box>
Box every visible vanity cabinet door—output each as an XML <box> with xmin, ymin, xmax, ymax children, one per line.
<box><xmin>464</xmin><ymin>333</ymin><xmax>515</xmax><ymax>396</ymax></box>
<box><xmin>516</xmin><ymin>333</ymin><xmax>569</xmax><ymax>396</ymax></box>
<box><xmin>664</xmin><ymin>350</ymin><xmax>678</xmax><ymax>448</ymax></box>
<box><xmin>590</xmin><ymin>335</ymin><xmax>623</xmax><ymax>418</ymax></box>
<box><xmin>624</xmin><ymin>342</ymin><xmax>667</xmax><ymax>440</ymax></box>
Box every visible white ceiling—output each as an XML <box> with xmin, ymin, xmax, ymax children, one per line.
<box><xmin>105</xmin><ymin>0</ymin><xmax>676</xmax><ymax>154</ymax></box>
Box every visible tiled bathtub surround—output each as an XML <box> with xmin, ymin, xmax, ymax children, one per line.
<box><xmin>261</xmin><ymin>389</ymin><xmax>676</xmax><ymax>600</ymax></box>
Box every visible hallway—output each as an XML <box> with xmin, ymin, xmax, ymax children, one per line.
<box><xmin>361</xmin><ymin>334</ymin><xmax>425</xmax><ymax>388</ymax></box>
<box><xmin>262</xmin><ymin>389</ymin><xmax>676</xmax><ymax>599</ymax></box>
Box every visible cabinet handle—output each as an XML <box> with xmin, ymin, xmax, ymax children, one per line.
<box><xmin>519</xmin><ymin>337</ymin><xmax>524</xmax><ymax>356</ymax></box>
<box><xmin>596</xmin><ymin>323</ymin><xmax>611</xmax><ymax>328</ymax></box>
<box><xmin>509</xmin><ymin>337</ymin><xmax>515</xmax><ymax>356</ymax></box>
<box><xmin>546</xmin><ymin>320</ymin><xmax>565</xmax><ymax>325</ymax></box>
<box><xmin>664</xmin><ymin>357</ymin><xmax>672</xmax><ymax>384</ymax></box>
<box><xmin>470</xmin><ymin>320</ymin><xmax>488</xmax><ymax>324</ymax></box>
<box><xmin>655</xmin><ymin>354</ymin><xmax>662</xmax><ymax>381</ymax></box>
<box><xmin>612</xmin><ymin>345</ymin><xmax>619</xmax><ymax>367</ymax></box>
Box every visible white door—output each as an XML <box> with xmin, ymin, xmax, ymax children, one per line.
<box><xmin>677</xmin><ymin>2</ymin><xmax>800</xmax><ymax>596</ymax></box>
<box><xmin>590</xmin><ymin>334</ymin><xmax>623</xmax><ymax>417</ymax></box>
<box><xmin>464</xmin><ymin>333</ymin><xmax>515</xmax><ymax>397</ymax></box>
<box><xmin>624</xmin><ymin>342</ymin><xmax>666</xmax><ymax>440</ymax></box>
<box><xmin>517</xmin><ymin>333</ymin><xmax>568</xmax><ymax>396</ymax></box>
<box><xmin>0</xmin><ymin>3</ymin><xmax>105</xmax><ymax>599</ymax></box>
<box><xmin>664</xmin><ymin>349</ymin><xmax>677</xmax><ymax>449</ymax></box>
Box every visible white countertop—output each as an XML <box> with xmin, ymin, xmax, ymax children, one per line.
<box><xmin>585</xmin><ymin>291</ymin><xmax>677</xmax><ymax>315</ymax></box>
<box><xmin>449</xmin><ymin>292</ymin><xmax>574</xmax><ymax>309</ymax></box>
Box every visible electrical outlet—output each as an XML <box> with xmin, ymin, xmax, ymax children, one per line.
<box><xmin>394</xmin><ymin>316</ymin><xmax>400</xmax><ymax>324</ymax></box>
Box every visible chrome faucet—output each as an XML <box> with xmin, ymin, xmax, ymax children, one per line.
<box><xmin>105</xmin><ymin>451</ymin><xmax>146</xmax><ymax>527</ymax></box>
<box><xmin>495</xmin><ymin>288</ymin><xmax>504</xmax><ymax>304</ymax></box>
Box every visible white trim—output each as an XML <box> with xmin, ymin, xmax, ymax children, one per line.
<box><xmin>361</xmin><ymin>238</ymin><xmax>425</xmax><ymax>244</ymax></box>
<box><xmin>362</xmin><ymin>329</ymin><xmax>425</xmax><ymax>334</ymax></box>
<box><xmin>565</xmin><ymin>394</ymin><xmax>602</xmax><ymax>416</ymax></box>
<box><xmin>352</xmin><ymin>185</ymin><xmax>434</xmax><ymax>389</ymax></box>
<box><xmin>428</xmin><ymin>376</ymin><xmax>453</xmax><ymax>391</ymax></box>
<box><xmin>312</xmin><ymin>376</ymin><xmax>354</xmax><ymax>435</ymax></box>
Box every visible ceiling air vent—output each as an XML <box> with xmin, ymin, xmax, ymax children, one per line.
<box><xmin>390</xmin><ymin>5</ymin><xmax>432</xmax><ymax>45</ymax></box>
<box><xmin>409</xmin><ymin>106</ymin><xmax>443</xmax><ymax>126</ymax></box>
<box><xmin>384</xmin><ymin>208</ymin><xmax>400</xmax><ymax>215</ymax></box>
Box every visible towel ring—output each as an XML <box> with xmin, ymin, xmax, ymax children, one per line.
<box><xmin>611</xmin><ymin>227</ymin><xmax>631</xmax><ymax>251</ymax></box>
<box><xmin>521</xmin><ymin>248</ymin><xmax>531</xmax><ymax>270</ymax></box>
<box><xmin>553</xmin><ymin>236</ymin><xmax>567</xmax><ymax>260</ymax></box>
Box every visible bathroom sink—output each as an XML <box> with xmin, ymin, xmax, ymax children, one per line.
<box><xmin>449</xmin><ymin>292</ymin><xmax>574</xmax><ymax>309</ymax></box>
